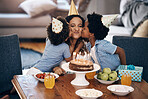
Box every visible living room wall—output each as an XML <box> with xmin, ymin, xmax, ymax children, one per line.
<box><xmin>81</xmin><ymin>0</ymin><xmax>120</xmax><ymax>19</ymax></box>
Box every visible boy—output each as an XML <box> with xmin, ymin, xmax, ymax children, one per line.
<box><xmin>82</xmin><ymin>13</ymin><xmax>126</xmax><ymax>70</ymax></box>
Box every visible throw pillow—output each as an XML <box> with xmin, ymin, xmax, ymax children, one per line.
<box><xmin>133</xmin><ymin>20</ymin><xmax>148</xmax><ymax>37</ymax></box>
<box><xmin>102</xmin><ymin>14</ymin><xmax>118</xmax><ymax>28</ymax></box>
<box><xmin>19</xmin><ymin>0</ymin><xmax>57</xmax><ymax>17</ymax></box>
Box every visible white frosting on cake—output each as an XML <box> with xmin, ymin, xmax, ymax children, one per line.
<box><xmin>70</xmin><ymin>59</ymin><xmax>93</xmax><ymax>66</ymax></box>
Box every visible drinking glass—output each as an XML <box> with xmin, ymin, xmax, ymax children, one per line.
<box><xmin>86</xmin><ymin>71</ymin><xmax>96</xmax><ymax>79</ymax></box>
<box><xmin>44</xmin><ymin>74</ymin><xmax>55</xmax><ymax>89</ymax></box>
<box><xmin>121</xmin><ymin>74</ymin><xmax>132</xmax><ymax>86</ymax></box>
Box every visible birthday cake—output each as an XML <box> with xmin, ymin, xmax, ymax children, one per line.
<box><xmin>69</xmin><ymin>59</ymin><xmax>94</xmax><ymax>71</ymax></box>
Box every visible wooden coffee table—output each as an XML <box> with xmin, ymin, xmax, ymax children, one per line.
<box><xmin>12</xmin><ymin>74</ymin><xmax>148</xmax><ymax>99</ymax></box>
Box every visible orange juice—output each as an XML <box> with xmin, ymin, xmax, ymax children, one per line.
<box><xmin>44</xmin><ymin>75</ymin><xmax>55</xmax><ymax>89</ymax></box>
<box><xmin>86</xmin><ymin>72</ymin><xmax>96</xmax><ymax>79</ymax></box>
<box><xmin>121</xmin><ymin>74</ymin><xmax>132</xmax><ymax>86</ymax></box>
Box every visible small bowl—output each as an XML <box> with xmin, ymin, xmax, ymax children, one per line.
<box><xmin>34</xmin><ymin>72</ymin><xmax>59</xmax><ymax>82</ymax></box>
<box><xmin>107</xmin><ymin>85</ymin><xmax>134</xmax><ymax>96</ymax></box>
<box><xmin>75</xmin><ymin>89</ymin><xmax>103</xmax><ymax>99</ymax></box>
<box><xmin>94</xmin><ymin>75</ymin><xmax>119</xmax><ymax>84</ymax></box>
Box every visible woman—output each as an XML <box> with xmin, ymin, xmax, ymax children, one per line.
<box><xmin>53</xmin><ymin>15</ymin><xmax>85</xmax><ymax>75</ymax></box>
<box><xmin>53</xmin><ymin>0</ymin><xmax>86</xmax><ymax>75</ymax></box>
<box><xmin>66</xmin><ymin>15</ymin><xmax>85</xmax><ymax>54</ymax></box>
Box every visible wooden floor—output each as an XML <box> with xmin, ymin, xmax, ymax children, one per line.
<box><xmin>20</xmin><ymin>42</ymin><xmax>46</xmax><ymax>53</ymax></box>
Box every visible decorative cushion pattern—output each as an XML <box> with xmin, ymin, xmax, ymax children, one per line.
<box><xmin>19</xmin><ymin>0</ymin><xmax>57</xmax><ymax>17</ymax></box>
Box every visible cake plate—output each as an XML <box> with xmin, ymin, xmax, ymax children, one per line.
<box><xmin>61</xmin><ymin>62</ymin><xmax>100</xmax><ymax>86</ymax></box>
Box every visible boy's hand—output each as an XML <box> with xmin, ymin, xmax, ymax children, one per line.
<box><xmin>53</xmin><ymin>67</ymin><xmax>66</xmax><ymax>75</ymax></box>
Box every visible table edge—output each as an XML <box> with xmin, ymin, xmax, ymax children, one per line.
<box><xmin>11</xmin><ymin>76</ymin><xmax>27</xmax><ymax>99</ymax></box>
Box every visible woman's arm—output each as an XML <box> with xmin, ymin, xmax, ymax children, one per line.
<box><xmin>74</xmin><ymin>41</ymin><xmax>84</xmax><ymax>54</ymax></box>
<box><xmin>115</xmin><ymin>46</ymin><xmax>126</xmax><ymax>65</ymax></box>
<box><xmin>69</xmin><ymin>41</ymin><xmax>84</xmax><ymax>60</ymax></box>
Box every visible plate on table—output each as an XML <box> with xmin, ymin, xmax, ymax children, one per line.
<box><xmin>34</xmin><ymin>72</ymin><xmax>59</xmax><ymax>82</ymax></box>
<box><xmin>94</xmin><ymin>75</ymin><xmax>119</xmax><ymax>85</ymax></box>
<box><xmin>107</xmin><ymin>85</ymin><xmax>134</xmax><ymax>96</ymax></box>
<box><xmin>75</xmin><ymin>89</ymin><xmax>103</xmax><ymax>99</ymax></box>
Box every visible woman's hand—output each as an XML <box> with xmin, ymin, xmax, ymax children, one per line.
<box><xmin>53</xmin><ymin>67</ymin><xmax>66</xmax><ymax>75</ymax></box>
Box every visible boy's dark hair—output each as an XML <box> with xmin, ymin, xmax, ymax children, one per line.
<box><xmin>87</xmin><ymin>12</ymin><xmax>109</xmax><ymax>40</ymax></box>
<box><xmin>66</xmin><ymin>15</ymin><xmax>85</xmax><ymax>27</ymax></box>
<box><xmin>47</xmin><ymin>16</ymin><xmax>69</xmax><ymax>45</ymax></box>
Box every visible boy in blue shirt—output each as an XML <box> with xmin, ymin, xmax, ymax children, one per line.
<box><xmin>27</xmin><ymin>16</ymin><xmax>72</xmax><ymax>75</ymax></box>
<box><xmin>82</xmin><ymin>13</ymin><xmax>126</xmax><ymax>70</ymax></box>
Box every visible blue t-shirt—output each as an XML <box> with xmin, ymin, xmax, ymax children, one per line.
<box><xmin>86</xmin><ymin>40</ymin><xmax>120</xmax><ymax>70</ymax></box>
<box><xmin>34</xmin><ymin>39</ymin><xmax>71</xmax><ymax>72</ymax></box>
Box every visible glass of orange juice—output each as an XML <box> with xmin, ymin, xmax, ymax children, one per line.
<box><xmin>44</xmin><ymin>74</ymin><xmax>55</xmax><ymax>89</ymax></box>
<box><xmin>121</xmin><ymin>74</ymin><xmax>132</xmax><ymax>86</ymax></box>
<box><xmin>86</xmin><ymin>72</ymin><xmax>96</xmax><ymax>79</ymax></box>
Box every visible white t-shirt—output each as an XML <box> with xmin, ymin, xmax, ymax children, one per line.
<box><xmin>90</xmin><ymin>46</ymin><xmax>99</xmax><ymax>65</ymax></box>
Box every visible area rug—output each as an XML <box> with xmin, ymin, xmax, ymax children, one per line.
<box><xmin>21</xmin><ymin>48</ymin><xmax>42</xmax><ymax>69</ymax></box>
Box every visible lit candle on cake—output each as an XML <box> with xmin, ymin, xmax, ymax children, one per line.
<box><xmin>73</xmin><ymin>52</ymin><xmax>76</xmax><ymax>60</ymax></box>
<box><xmin>84</xmin><ymin>51</ymin><xmax>87</xmax><ymax>60</ymax></box>
<box><xmin>78</xmin><ymin>52</ymin><xmax>81</xmax><ymax>59</ymax></box>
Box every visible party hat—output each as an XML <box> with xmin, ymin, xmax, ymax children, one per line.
<box><xmin>52</xmin><ymin>17</ymin><xmax>63</xmax><ymax>34</ymax></box>
<box><xmin>102</xmin><ymin>14</ymin><xmax>118</xmax><ymax>28</ymax></box>
<box><xmin>68</xmin><ymin>0</ymin><xmax>79</xmax><ymax>16</ymax></box>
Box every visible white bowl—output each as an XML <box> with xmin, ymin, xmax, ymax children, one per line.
<box><xmin>107</xmin><ymin>85</ymin><xmax>134</xmax><ymax>96</ymax></box>
<box><xmin>94</xmin><ymin>75</ymin><xmax>119</xmax><ymax>84</ymax></box>
<box><xmin>34</xmin><ymin>72</ymin><xmax>59</xmax><ymax>82</ymax></box>
<box><xmin>75</xmin><ymin>89</ymin><xmax>103</xmax><ymax>99</ymax></box>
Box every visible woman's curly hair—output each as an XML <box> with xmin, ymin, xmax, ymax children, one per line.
<box><xmin>87</xmin><ymin>12</ymin><xmax>109</xmax><ymax>40</ymax></box>
<box><xmin>47</xmin><ymin>16</ymin><xmax>69</xmax><ymax>45</ymax></box>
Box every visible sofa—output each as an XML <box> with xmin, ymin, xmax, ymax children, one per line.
<box><xmin>0</xmin><ymin>0</ymin><xmax>55</xmax><ymax>38</ymax></box>
<box><xmin>0</xmin><ymin>0</ymin><xmax>135</xmax><ymax>41</ymax></box>
<box><xmin>0</xmin><ymin>0</ymin><xmax>91</xmax><ymax>39</ymax></box>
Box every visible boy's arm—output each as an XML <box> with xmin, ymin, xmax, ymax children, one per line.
<box><xmin>65</xmin><ymin>57</ymin><xmax>72</xmax><ymax>62</ymax></box>
<box><xmin>115</xmin><ymin>46</ymin><xmax>126</xmax><ymax>65</ymax></box>
<box><xmin>53</xmin><ymin>67</ymin><xmax>66</xmax><ymax>75</ymax></box>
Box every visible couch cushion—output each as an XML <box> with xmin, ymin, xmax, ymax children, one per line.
<box><xmin>0</xmin><ymin>0</ymin><xmax>25</xmax><ymax>13</ymax></box>
<box><xmin>19</xmin><ymin>0</ymin><xmax>57</xmax><ymax>17</ymax></box>
<box><xmin>133</xmin><ymin>19</ymin><xmax>148</xmax><ymax>37</ymax></box>
<box><xmin>108</xmin><ymin>25</ymin><xmax>132</xmax><ymax>36</ymax></box>
<box><xmin>0</xmin><ymin>13</ymin><xmax>51</xmax><ymax>27</ymax></box>
<box><xmin>104</xmin><ymin>25</ymin><xmax>132</xmax><ymax>42</ymax></box>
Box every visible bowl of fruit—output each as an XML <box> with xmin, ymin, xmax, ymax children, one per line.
<box><xmin>94</xmin><ymin>68</ymin><xmax>119</xmax><ymax>84</ymax></box>
<box><xmin>34</xmin><ymin>72</ymin><xmax>59</xmax><ymax>82</ymax></box>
